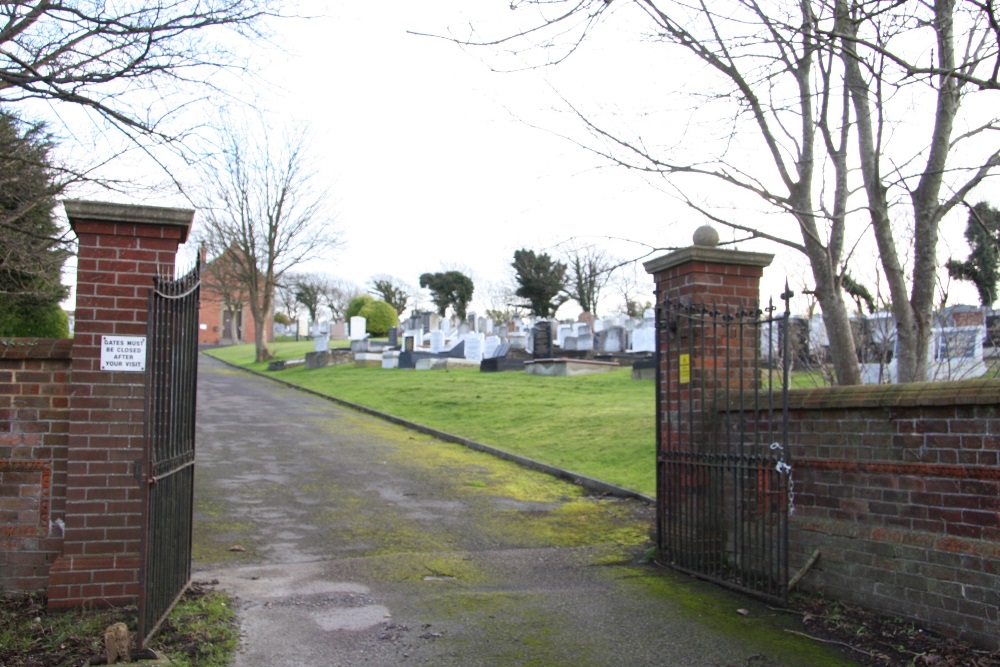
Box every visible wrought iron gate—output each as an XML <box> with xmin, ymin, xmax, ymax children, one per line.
<box><xmin>656</xmin><ymin>293</ymin><xmax>792</xmax><ymax>601</ymax></box>
<box><xmin>139</xmin><ymin>264</ymin><xmax>200</xmax><ymax>646</ymax></box>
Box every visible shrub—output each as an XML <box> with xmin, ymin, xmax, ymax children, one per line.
<box><xmin>346</xmin><ymin>294</ymin><xmax>375</xmax><ymax>320</ymax></box>
<box><xmin>359</xmin><ymin>300</ymin><xmax>399</xmax><ymax>337</ymax></box>
<box><xmin>0</xmin><ymin>300</ymin><xmax>69</xmax><ymax>337</ymax></box>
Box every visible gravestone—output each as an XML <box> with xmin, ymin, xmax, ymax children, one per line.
<box><xmin>429</xmin><ymin>330</ymin><xmax>445</xmax><ymax>354</ymax></box>
<box><xmin>305</xmin><ymin>351</ymin><xmax>329</xmax><ymax>369</ymax></box>
<box><xmin>574</xmin><ymin>323</ymin><xmax>593</xmax><ymax>351</ymax></box>
<box><xmin>630</xmin><ymin>327</ymin><xmax>655</xmax><ymax>353</ymax></box>
<box><xmin>598</xmin><ymin>326</ymin><xmax>625</xmax><ymax>353</ymax></box>
<box><xmin>483</xmin><ymin>335</ymin><xmax>501</xmax><ymax>359</ymax></box>
<box><xmin>463</xmin><ymin>333</ymin><xmax>485</xmax><ymax>361</ymax></box>
<box><xmin>387</xmin><ymin>327</ymin><xmax>399</xmax><ymax>348</ymax></box>
<box><xmin>314</xmin><ymin>335</ymin><xmax>329</xmax><ymax>352</ymax></box>
<box><xmin>533</xmin><ymin>322</ymin><xmax>554</xmax><ymax>359</ymax></box>
<box><xmin>349</xmin><ymin>316</ymin><xmax>366</xmax><ymax>340</ymax></box>
<box><xmin>557</xmin><ymin>324</ymin><xmax>573</xmax><ymax>348</ymax></box>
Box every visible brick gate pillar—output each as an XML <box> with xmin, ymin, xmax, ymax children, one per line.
<box><xmin>48</xmin><ymin>201</ymin><xmax>193</xmax><ymax>609</ymax></box>
<box><xmin>643</xmin><ymin>226</ymin><xmax>773</xmax><ymax>452</ymax></box>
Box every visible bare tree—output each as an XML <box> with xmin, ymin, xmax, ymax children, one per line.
<box><xmin>325</xmin><ymin>279</ymin><xmax>362</xmax><ymax>324</ymax></box>
<box><xmin>201</xmin><ymin>243</ymin><xmax>251</xmax><ymax>343</ymax></box>
<box><xmin>368</xmin><ymin>274</ymin><xmax>413</xmax><ymax>316</ymax></box>
<box><xmin>0</xmin><ymin>2</ymin><xmax>274</xmax><ymax>137</ymax></box>
<box><xmin>611</xmin><ymin>263</ymin><xmax>655</xmax><ymax>319</ymax></box>
<box><xmin>482</xmin><ymin>279</ymin><xmax>526</xmax><ymax>325</ymax></box>
<box><xmin>198</xmin><ymin>121</ymin><xmax>341</xmax><ymax>362</ymax></box>
<box><xmin>289</xmin><ymin>272</ymin><xmax>333</xmax><ymax>329</ymax></box>
<box><xmin>275</xmin><ymin>275</ymin><xmax>304</xmax><ymax>339</ymax></box>
<box><xmin>560</xmin><ymin>243</ymin><xmax>614</xmax><ymax>317</ymax></box>
<box><xmin>446</xmin><ymin>0</ymin><xmax>1000</xmax><ymax>383</ymax></box>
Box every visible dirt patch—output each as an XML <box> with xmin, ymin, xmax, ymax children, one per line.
<box><xmin>0</xmin><ymin>582</ymin><xmax>233</xmax><ymax>667</ymax></box>
<box><xmin>785</xmin><ymin>595</ymin><xmax>1000</xmax><ymax>667</ymax></box>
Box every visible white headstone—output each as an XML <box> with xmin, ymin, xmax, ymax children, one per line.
<box><xmin>313</xmin><ymin>335</ymin><xmax>329</xmax><ymax>352</ymax></box>
<box><xmin>557</xmin><ymin>324</ymin><xmax>573</xmax><ymax>348</ymax></box>
<box><xmin>575</xmin><ymin>324</ymin><xmax>593</xmax><ymax>351</ymax></box>
<box><xmin>463</xmin><ymin>333</ymin><xmax>485</xmax><ymax>361</ymax></box>
<box><xmin>630</xmin><ymin>328</ymin><xmax>655</xmax><ymax>353</ymax></box>
<box><xmin>349</xmin><ymin>316</ymin><xmax>366</xmax><ymax>340</ymax></box>
<box><xmin>484</xmin><ymin>335</ymin><xmax>501</xmax><ymax>359</ymax></box>
<box><xmin>601</xmin><ymin>327</ymin><xmax>624</xmax><ymax>352</ymax></box>
<box><xmin>429</xmin><ymin>330</ymin><xmax>445</xmax><ymax>354</ymax></box>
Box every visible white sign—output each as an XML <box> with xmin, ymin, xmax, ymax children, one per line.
<box><xmin>101</xmin><ymin>335</ymin><xmax>147</xmax><ymax>372</ymax></box>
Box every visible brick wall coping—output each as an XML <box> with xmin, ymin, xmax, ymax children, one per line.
<box><xmin>0</xmin><ymin>337</ymin><xmax>73</xmax><ymax>360</ymax></box>
<box><xmin>643</xmin><ymin>246</ymin><xmax>774</xmax><ymax>274</ymax></box>
<box><xmin>783</xmin><ymin>377</ymin><xmax>1000</xmax><ymax>410</ymax></box>
<box><xmin>63</xmin><ymin>199</ymin><xmax>194</xmax><ymax>242</ymax></box>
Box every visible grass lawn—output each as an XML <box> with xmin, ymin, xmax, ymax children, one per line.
<box><xmin>204</xmin><ymin>342</ymin><xmax>657</xmax><ymax>496</ymax></box>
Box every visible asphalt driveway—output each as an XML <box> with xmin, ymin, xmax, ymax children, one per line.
<box><xmin>193</xmin><ymin>354</ymin><xmax>855</xmax><ymax>667</ymax></box>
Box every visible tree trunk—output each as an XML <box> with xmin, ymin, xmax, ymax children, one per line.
<box><xmin>802</xmin><ymin>232</ymin><xmax>861</xmax><ymax>385</ymax></box>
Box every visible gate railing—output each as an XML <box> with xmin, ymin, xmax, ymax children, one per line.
<box><xmin>656</xmin><ymin>291</ymin><xmax>792</xmax><ymax>601</ymax></box>
<box><xmin>139</xmin><ymin>263</ymin><xmax>200</xmax><ymax>646</ymax></box>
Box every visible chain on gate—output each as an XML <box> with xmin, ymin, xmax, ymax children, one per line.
<box><xmin>655</xmin><ymin>289</ymin><xmax>793</xmax><ymax>602</ymax></box>
<box><xmin>138</xmin><ymin>263</ymin><xmax>200</xmax><ymax>646</ymax></box>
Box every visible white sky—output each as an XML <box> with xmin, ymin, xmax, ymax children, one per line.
<box><xmin>253</xmin><ymin>1</ymin><xmax>692</xmax><ymax>318</ymax></box>
<box><xmin>55</xmin><ymin>0</ymin><xmax>989</xmax><ymax>318</ymax></box>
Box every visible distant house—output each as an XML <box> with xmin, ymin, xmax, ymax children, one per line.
<box><xmin>198</xmin><ymin>246</ymin><xmax>272</xmax><ymax>347</ymax></box>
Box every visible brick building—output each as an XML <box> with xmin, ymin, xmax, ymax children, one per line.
<box><xmin>197</xmin><ymin>246</ymin><xmax>271</xmax><ymax>347</ymax></box>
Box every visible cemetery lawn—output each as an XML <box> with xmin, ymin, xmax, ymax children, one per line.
<box><xmin>204</xmin><ymin>343</ymin><xmax>656</xmax><ymax>496</ymax></box>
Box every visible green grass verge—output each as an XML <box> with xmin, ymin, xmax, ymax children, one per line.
<box><xmin>205</xmin><ymin>342</ymin><xmax>657</xmax><ymax>496</ymax></box>
<box><xmin>0</xmin><ymin>585</ymin><xmax>237</xmax><ymax>667</ymax></box>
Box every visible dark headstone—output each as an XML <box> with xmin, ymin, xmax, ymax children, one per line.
<box><xmin>387</xmin><ymin>327</ymin><xmax>399</xmax><ymax>348</ymax></box>
<box><xmin>631</xmin><ymin>356</ymin><xmax>656</xmax><ymax>380</ymax></box>
<box><xmin>305</xmin><ymin>351</ymin><xmax>329</xmax><ymax>369</ymax></box>
<box><xmin>532</xmin><ymin>322</ymin><xmax>554</xmax><ymax>359</ymax></box>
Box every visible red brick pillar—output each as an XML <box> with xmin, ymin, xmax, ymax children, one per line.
<box><xmin>644</xmin><ymin>228</ymin><xmax>773</xmax><ymax>454</ymax></box>
<box><xmin>47</xmin><ymin>200</ymin><xmax>193</xmax><ymax>609</ymax></box>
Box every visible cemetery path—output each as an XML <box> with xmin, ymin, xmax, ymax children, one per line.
<box><xmin>193</xmin><ymin>354</ymin><xmax>856</xmax><ymax>667</ymax></box>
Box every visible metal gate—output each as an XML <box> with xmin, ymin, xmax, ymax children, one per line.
<box><xmin>139</xmin><ymin>263</ymin><xmax>200</xmax><ymax>646</ymax></box>
<box><xmin>656</xmin><ymin>292</ymin><xmax>792</xmax><ymax>601</ymax></box>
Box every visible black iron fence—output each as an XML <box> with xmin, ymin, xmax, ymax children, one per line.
<box><xmin>656</xmin><ymin>293</ymin><xmax>792</xmax><ymax>601</ymax></box>
<box><xmin>139</xmin><ymin>263</ymin><xmax>200</xmax><ymax>646</ymax></box>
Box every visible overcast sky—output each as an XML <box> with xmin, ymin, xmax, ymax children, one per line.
<box><xmin>247</xmin><ymin>1</ymin><xmax>697</xmax><ymax>318</ymax></box>
<box><xmin>58</xmin><ymin>0</ymin><xmax>987</xmax><ymax>317</ymax></box>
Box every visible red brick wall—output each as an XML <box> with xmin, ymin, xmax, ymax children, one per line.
<box><xmin>646</xmin><ymin>242</ymin><xmax>999</xmax><ymax>651</ymax></box>
<box><xmin>45</xmin><ymin>201</ymin><xmax>192</xmax><ymax>609</ymax></box>
<box><xmin>0</xmin><ymin>339</ymin><xmax>72</xmax><ymax>593</ymax></box>
<box><xmin>778</xmin><ymin>381</ymin><xmax>1000</xmax><ymax>650</ymax></box>
<box><xmin>197</xmin><ymin>291</ymin><xmax>260</xmax><ymax>346</ymax></box>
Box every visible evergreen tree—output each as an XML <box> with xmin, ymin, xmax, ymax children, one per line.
<box><xmin>0</xmin><ymin>111</ymin><xmax>70</xmax><ymax>337</ymax></box>
<box><xmin>511</xmin><ymin>249</ymin><xmax>567</xmax><ymax>318</ymax></box>
<box><xmin>946</xmin><ymin>203</ymin><xmax>1000</xmax><ymax>307</ymax></box>
<box><xmin>419</xmin><ymin>271</ymin><xmax>474</xmax><ymax>320</ymax></box>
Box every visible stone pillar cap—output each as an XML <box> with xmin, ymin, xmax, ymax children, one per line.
<box><xmin>644</xmin><ymin>245</ymin><xmax>774</xmax><ymax>274</ymax></box>
<box><xmin>64</xmin><ymin>199</ymin><xmax>194</xmax><ymax>242</ymax></box>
